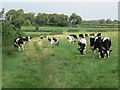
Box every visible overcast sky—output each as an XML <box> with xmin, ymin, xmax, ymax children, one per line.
<box><xmin>1</xmin><ymin>1</ymin><xmax>119</xmax><ymax>20</ymax></box>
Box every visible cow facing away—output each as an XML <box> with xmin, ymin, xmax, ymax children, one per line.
<box><xmin>102</xmin><ymin>36</ymin><xmax>112</xmax><ymax>58</ymax></box>
<box><xmin>14</xmin><ymin>36</ymin><xmax>32</xmax><ymax>52</ymax></box>
<box><xmin>89</xmin><ymin>34</ymin><xmax>95</xmax><ymax>51</ymax></box>
<box><xmin>78</xmin><ymin>34</ymin><xmax>87</xmax><ymax>54</ymax></box>
<box><xmin>93</xmin><ymin>33</ymin><xmax>112</xmax><ymax>58</ymax></box>
<box><xmin>93</xmin><ymin>35</ymin><xmax>104</xmax><ymax>58</ymax></box>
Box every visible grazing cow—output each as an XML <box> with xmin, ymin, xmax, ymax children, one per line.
<box><xmin>14</xmin><ymin>36</ymin><xmax>32</xmax><ymax>52</ymax></box>
<box><xmin>47</xmin><ymin>37</ymin><xmax>59</xmax><ymax>46</ymax></box>
<box><xmin>102</xmin><ymin>36</ymin><xmax>112</xmax><ymax>58</ymax></box>
<box><xmin>67</xmin><ymin>34</ymin><xmax>77</xmax><ymax>44</ymax></box>
<box><xmin>78</xmin><ymin>34</ymin><xmax>87</xmax><ymax>54</ymax></box>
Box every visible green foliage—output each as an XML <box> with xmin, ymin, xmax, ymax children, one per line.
<box><xmin>35</xmin><ymin>13</ymin><xmax>49</xmax><ymax>26</ymax></box>
<box><xmin>35</xmin><ymin>25</ymin><xmax>39</xmax><ymax>31</ymax></box>
<box><xmin>5</xmin><ymin>9</ymin><xmax>25</xmax><ymax>30</ymax></box>
<box><xmin>3</xmin><ymin>9</ymin><xmax>119</xmax><ymax>28</ymax></box>
<box><xmin>69</xmin><ymin>13</ymin><xmax>82</xmax><ymax>25</ymax></box>
<box><xmin>23</xmin><ymin>19</ymin><xmax>31</xmax><ymax>26</ymax></box>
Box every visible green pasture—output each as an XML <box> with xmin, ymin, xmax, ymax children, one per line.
<box><xmin>21</xmin><ymin>26</ymin><xmax>118</xmax><ymax>31</ymax></box>
<box><xmin>2</xmin><ymin>31</ymin><xmax>118</xmax><ymax>88</ymax></box>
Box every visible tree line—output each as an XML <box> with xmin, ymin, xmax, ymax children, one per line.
<box><xmin>1</xmin><ymin>9</ymin><xmax>119</xmax><ymax>30</ymax></box>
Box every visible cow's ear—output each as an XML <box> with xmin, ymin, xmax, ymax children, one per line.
<box><xmin>30</xmin><ymin>37</ymin><xmax>33</xmax><ymax>39</ymax></box>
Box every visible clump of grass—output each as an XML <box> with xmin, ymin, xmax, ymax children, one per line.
<box><xmin>33</xmin><ymin>42</ymin><xmax>41</xmax><ymax>52</ymax></box>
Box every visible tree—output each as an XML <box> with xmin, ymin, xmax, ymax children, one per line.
<box><xmin>35</xmin><ymin>25</ymin><xmax>39</xmax><ymax>31</ymax></box>
<box><xmin>57</xmin><ymin>14</ymin><xmax>70</xmax><ymax>26</ymax></box>
<box><xmin>35</xmin><ymin>13</ymin><xmax>49</xmax><ymax>26</ymax></box>
<box><xmin>23</xmin><ymin>19</ymin><xmax>31</xmax><ymax>26</ymax></box>
<box><xmin>69</xmin><ymin>13</ymin><xmax>82</xmax><ymax>26</ymax></box>
<box><xmin>99</xmin><ymin>19</ymin><xmax>105</xmax><ymax>25</ymax></box>
<box><xmin>0</xmin><ymin>8</ymin><xmax>4</xmax><ymax>20</ymax></box>
<box><xmin>5</xmin><ymin>9</ymin><xmax>25</xmax><ymax>30</ymax></box>
<box><xmin>24</xmin><ymin>12</ymin><xmax>35</xmax><ymax>24</ymax></box>
<box><xmin>106</xmin><ymin>19</ymin><xmax>112</xmax><ymax>24</ymax></box>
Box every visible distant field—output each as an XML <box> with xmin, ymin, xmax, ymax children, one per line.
<box><xmin>21</xmin><ymin>26</ymin><xmax>118</xmax><ymax>31</ymax></box>
<box><xmin>2</xmin><ymin>31</ymin><xmax>118</xmax><ymax>88</ymax></box>
<box><xmin>22</xmin><ymin>26</ymin><xmax>118</xmax><ymax>37</ymax></box>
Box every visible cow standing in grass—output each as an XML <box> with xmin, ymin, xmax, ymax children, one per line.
<box><xmin>89</xmin><ymin>33</ymin><xmax>95</xmax><ymax>52</ymax></box>
<box><xmin>67</xmin><ymin>34</ymin><xmax>77</xmax><ymax>44</ymax></box>
<box><xmin>14</xmin><ymin>36</ymin><xmax>32</xmax><ymax>52</ymax></box>
<box><xmin>102</xmin><ymin>35</ymin><xmax>112</xmax><ymax>58</ymax></box>
<box><xmin>93</xmin><ymin>33</ymin><xmax>104</xmax><ymax>58</ymax></box>
<box><xmin>78</xmin><ymin>34</ymin><xmax>87</xmax><ymax>54</ymax></box>
<box><xmin>47</xmin><ymin>36</ymin><xmax>59</xmax><ymax>46</ymax></box>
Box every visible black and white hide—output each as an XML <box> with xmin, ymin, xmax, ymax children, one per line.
<box><xmin>67</xmin><ymin>34</ymin><xmax>77</xmax><ymax>44</ymax></box>
<box><xmin>47</xmin><ymin>37</ymin><xmax>59</xmax><ymax>46</ymax></box>
<box><xmin>69</xmin><ymin>34</ymin><xmax>78</xmax><ymax>39</ymax></box>
<box><xmin>89</xmin><ymin>34</ymin><xmax>95</xmax><ymax>51</ymax></box>
<box><xmin>102</xmin><ymin>36</ymin><xmax>112</xmax><ymax>58</ymax></box>
<box><xmin>93</xmin><ymin>34</ymin><xmax>105</xmax><ymax>58</ymax></box>
<box><xmin>67</xmin><ymin>35</ymin><xmax>75</xmax><ymax>44</ymax></box>
<box><xmin>14</xmin><ymin>36</ymin><xmax>32</xmax><ymax>52</ymax></box>
<box><xmin>78</xmin><ymin>34</ymin><xmax>87</xmax><ymax>54</ymax></box>
<box><xmin>40</xmin><ymin>35</ymin><xmax>44</xmax><ymax>39</ymax></box>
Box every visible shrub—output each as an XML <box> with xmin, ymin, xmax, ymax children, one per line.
<box><xmin>35</xmin><ymin>25</ymin><xmax>39</xmax><ymax>31</ymax></box>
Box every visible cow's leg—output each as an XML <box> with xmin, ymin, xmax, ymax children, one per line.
<box><xmin>21</xmin><ymin>44</ymin><xmax>25</xmax><ymax>51</ymax></box>
<box><xmin>18</xmin><ymin>46</ymin><xmax>21</xmax><ymax>52</ymax></box>
<box><xmin>107</xmin><ymin>50</ymin><xmax>110</xmax><ymax>57</ymax></box>
<box><xmin>93</xmin><ymin>48</ymin><xmax>97</xmax><ymax>58</ymax></box>
<box><xmin>83</xmin><ymin>45</ymin><xmax>86</xmax><ymax>54</ymax></box>
<box><xmin>98</xmin><ymin>52</ymin><xmax>101</xmax><ymax>58</ymax></box>
<box><xmin>73</xmin><ymin>41</ymin><xmax>75</xmax><ymax>44</ymax></box>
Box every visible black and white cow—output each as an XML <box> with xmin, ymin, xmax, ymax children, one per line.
<box><xmin>67</xmin><ymin>34</ymin><xmax>77</xmax><ymax>44</ymax></box>
<box><xmin>93</xmin><ymin>33</ymin><xmax>112</xmax><ymax>58</ymax></box>
<box><xmin>102</xmin><ymin>36</ymin><xmax>112</xmax><ymax>58</ymax></box>
<box><xmin>78</xmin><ymin>34</ymin><xmax>87</xmax><ymax>54</ymax></box>
<box><xmin>89</xmin><ymin>33</ymin><xmax>95</xmax><ymax>50</ymax></box>
<box><xmin>40</xmin><ymin>35</ymin><xmax>44</xmax><ymax>39</ymax></box>
<box><xmin>14</xmin><ymin>36</ymin><xmax>32</xmax><ymax>51</ymax></box>
<box><xmin>47</xmin><ymin>37</ymin><xmax>59</xmax><ymax>46</ymax></box>
<box><xmin>69</xmin><ymin>34</ymin><xmax>78</xmax><ymax>39</ymax></box>
<box><xmin>40</xmin><ymin>35</ymin><xmax>47</xmax><ymax>39</ymax></box>
<box><xmin>93</xmin><ymin>33</ymin><xmax>105</xmax><ymax>58</ymax></box>
<box><xmin>93</xmin><ymin>34</ymin><xmax>104</xmax><ymax>58</ymax></box>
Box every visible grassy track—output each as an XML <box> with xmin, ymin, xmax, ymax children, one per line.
<box><xmin>2</xmin><ymin>31</ymin><xmax>118</xmax><ymax>88</ymax></box>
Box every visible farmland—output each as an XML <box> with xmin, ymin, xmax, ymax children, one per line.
<box><xmin>2</xmin><ymin>27</ymin><xmax>118</xmax><ymax>88</ymax></box>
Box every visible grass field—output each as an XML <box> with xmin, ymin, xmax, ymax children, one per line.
<box><xmin>2</xmin><ymin>31</ymin><xmax>118</xmax><ymax>88</ymax></box>
<box><xmin>21</xmin><ymin>26</ymin><xmax>118</xmax><ymax>31</ymax></box>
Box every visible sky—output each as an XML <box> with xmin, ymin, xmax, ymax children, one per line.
<box><xmin>1</xmin><ymin>0</ymin><xmax>119</xmax><ymax>20</ymax></box>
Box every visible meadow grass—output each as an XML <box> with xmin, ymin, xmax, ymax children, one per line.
<box><xmin>21</xmin><ymin>26</ymin><xmax>118</xmax><ymax>31</ymax></box>
<box><xmin>2</xmin><ymin>31</ymin><xmax>118</xmax><ymax>88</ymax></box>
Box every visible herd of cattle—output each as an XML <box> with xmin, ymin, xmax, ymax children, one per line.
<box><xmin>14</xmin><ymin>33</ymin><xmax>112</xmax><ymax>58</ymax></box>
